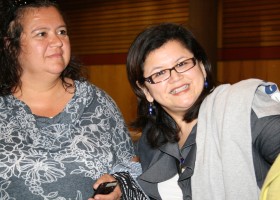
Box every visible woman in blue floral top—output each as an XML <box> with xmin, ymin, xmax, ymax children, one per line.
<box><xmin>0</xmin><ymin>0</ymin><xmax>145</xmax><ymax>199</ymax></box>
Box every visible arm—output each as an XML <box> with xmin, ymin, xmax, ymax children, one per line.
<box><xmin>103</xmin><ymin>92</ymin><xmax>142</xmax><ymax>178</ymax></box>
<box><xmin>89</xmin><ymin>172</ymin><xmax>149</xmax><ymax>200</ymax></box>
<box><xmin>251</xmin><ymin>110</ymin><xmax>280</xmax><ymax>187</ymax></box>
<box><xmin>89</xmin><ymin>91</ymin><xmax>147</xmax><ymax>199</ymax></box>
<box><xmin>252</xmin><ymin>112</ymin><xmax>280</xmax><ymax>164</ymax></box>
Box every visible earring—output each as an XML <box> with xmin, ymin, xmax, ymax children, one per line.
<box><xmin>204</xmin><ymin>78</ymin><xmax>208</xmax><ymax>89</ymax></box>
<box><xmin>148</xmin><ymin>102</ymin><xmax>155</xmax><ymax>116</ymax></box>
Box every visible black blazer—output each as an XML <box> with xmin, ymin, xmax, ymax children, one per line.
<box><xmin>136</xmin><ymin>124</ymin><xmax>197</xmax><ymax>200</ymax></box>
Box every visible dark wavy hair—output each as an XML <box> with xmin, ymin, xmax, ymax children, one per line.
<box><xmin>126</xmin><ymin>23</ymin><xmax>215</xmax><ymax>148</ymax></box>
<box><xmin>0</xmin><ymin>0</ymin><xmax>83</xmax><ymax>96</ymax></box>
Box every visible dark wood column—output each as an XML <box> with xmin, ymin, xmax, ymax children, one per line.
<box><xmin>189</xmin><ymin>0</ymin><xmax>218</xmax><ymax>80</ymax></box>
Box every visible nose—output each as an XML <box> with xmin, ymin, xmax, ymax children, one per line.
<box><xmin>50</xmin><ymin>34</ymin><xmax>63</xmax><ymax>47</ymax></box>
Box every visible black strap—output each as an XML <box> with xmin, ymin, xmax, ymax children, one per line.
<box><xmin>112</xmin><ymin>172</ymin><xmax>150</xmax><ymax>200</ymax></box>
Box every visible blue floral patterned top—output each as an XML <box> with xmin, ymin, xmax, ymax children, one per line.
<box><xmin>0</xmin><ymin>80</ymin><xmax>137</xmax><ymax>200</ymax></box>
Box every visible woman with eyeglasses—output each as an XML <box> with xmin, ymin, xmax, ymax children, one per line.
<box><xmin>123</xmin><ymin>23</ymin><xmax>280</xmax><ymax>199</ymax></box>
<box><xmin>0</xmin><ymin>0</ymin><xmax>146</xmax><ymax>199</ymax></box>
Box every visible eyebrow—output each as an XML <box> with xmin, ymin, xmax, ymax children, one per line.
<box><xmin>31</xmin><ymin>25</ymin><xmax>67</xmax><ymax>33</ymax></box>
<box><xmin>154</xmin><ymin>57</ymin><xmax>190</xmax><ymax>69</ymax></box>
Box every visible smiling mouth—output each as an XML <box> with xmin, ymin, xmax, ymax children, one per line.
<box><xmin>170</xmin><ymin>84</ymin><xmax>189</xmax><ymax>94</ymax></box>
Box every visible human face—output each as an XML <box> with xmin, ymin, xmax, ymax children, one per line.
<box><xmin>18</xmin><ymin>6</ymin><xmax>70</xmax><ymax>79</ymax></box>
<box><xmin>141</xmin><ymin>40</ymin><xmax>206</xmax><ymax>120</ymax></box>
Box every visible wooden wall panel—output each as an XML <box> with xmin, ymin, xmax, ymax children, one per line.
<box><xmin>219</xmin><ymin>0</ymin><xmax>280</xmax><ymax>89</ymax></box>
<box><xmin>60</xmin><ymin>0</ymin><xmax>190</xmax><ymax>55</ymax></box>
<box><xmin>59</xmin><ymin>0</ymin><xmax>280</xmax><ymax>124</ymax></box>
<box><xmin>222</xmin><ymin>0</ymin><xmax>280</xmax><ymax>48</ymax></box>
<box><xmin>217</xmin><ymin>60</ymin><xmax>280</xmax><ymax>86</ymax></box>
<box><xmin>85</xmin><ymin>65</ymin><xmax>137</xmax><ymax>124</ymax></box>
<box><xmin>59</xmin><ymin>0</ymin><xmax>190</xmax><ymax>124</ymax></box>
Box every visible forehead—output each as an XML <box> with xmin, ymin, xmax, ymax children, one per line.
<box><xmin>145</xmin><ymin>40</ymin><xmax>192</xmax><ymax>64</ymax></box>
<box><xmin>19</xmin><ymin>6</ymin><xmax>64</xmax><ymax>29</ymax></box>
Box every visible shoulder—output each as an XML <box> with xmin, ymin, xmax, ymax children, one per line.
<box><xmin>260</xmin><ymin>154</ymin><xmax>280</xmax><ymax>200</ymax></box>
<box><xmin>213</xmin><ymin>79</ymin><xmax>264</xmax><ymax>95</ymax></box>
<box><xmin>0</xmin><ymin>94</ymin><xmax>15</xmax><ymax>109</ymax></box>
<box><xmin>74</xmin><ymin>80</ymin><xmax>112</xmax><ymax>100</ymax></box>
<box><xmin>252</xmin><ymin>80</ymin><xmax>280</xmax><ymax>118</ymax></box>
<box><xmin>206</xmin><ymin>79</ymin><xmax>275</xmax><ymax>105</ymax></box>
<box><xmin>138</xmin><ymin>127</ymin><xmax>158</xmax><ymax>164</ymax></box>
<box><xmin>208</xmin><ymin>78</ymin><xmax>280</xmax><ymax>117</ymax></box>
<box><xmin>75</xmin><ymin>80</ymin><xmax>121</xmax><ymax>112</ymax></box>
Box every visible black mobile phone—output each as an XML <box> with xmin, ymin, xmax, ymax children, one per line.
<box><xmin>92</xmin><ymin>181</ymin><xmax>118</xmax><ymax>198</ymax></box>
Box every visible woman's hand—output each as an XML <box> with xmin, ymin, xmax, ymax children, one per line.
<box><xmin>131</xmin><ymin>156</ymin><xmax>140</xmax><ymax>162</ymax></box>
<box><xmin>88</xmin><ymin>174</ymin><xmax>122</xmax><ymax>200</ymax></box>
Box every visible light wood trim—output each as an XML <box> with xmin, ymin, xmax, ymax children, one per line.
<box><xmin>85</xmin><ymin>64</ymin><xmax>138</xmax><ymax>124</ymax></box>
<box><xmin>217</xmin><ymin>60</ymin><xmax>280</xmax><ymax>87</ymax></box>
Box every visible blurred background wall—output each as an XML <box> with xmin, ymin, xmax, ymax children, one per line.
<box><xmin>59</xmin><ymin>0</ymin><xmax>280</xmax><ymax>125</ymax></box>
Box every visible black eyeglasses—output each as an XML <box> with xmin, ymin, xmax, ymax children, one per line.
<box><xmin>144</xmin><ymin>57</ymin><xmax>196</xmax><ymax>84</ymax></box>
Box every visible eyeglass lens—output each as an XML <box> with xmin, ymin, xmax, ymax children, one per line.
<box><xmin>146</xmin><ymin>58</ymin><xmax>196</xmax><ymax>84</ymax></box>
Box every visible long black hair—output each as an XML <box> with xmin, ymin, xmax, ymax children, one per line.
<box><xmin>126</xmin><ymin>23</ymin><xmax>215</xmax><ymax>148</ymax></box>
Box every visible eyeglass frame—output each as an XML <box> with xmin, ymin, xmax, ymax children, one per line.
<box><xmin>144</xmin><ymin>57</ymin><xmax>197</xmax><ymax>84</ymax></box>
